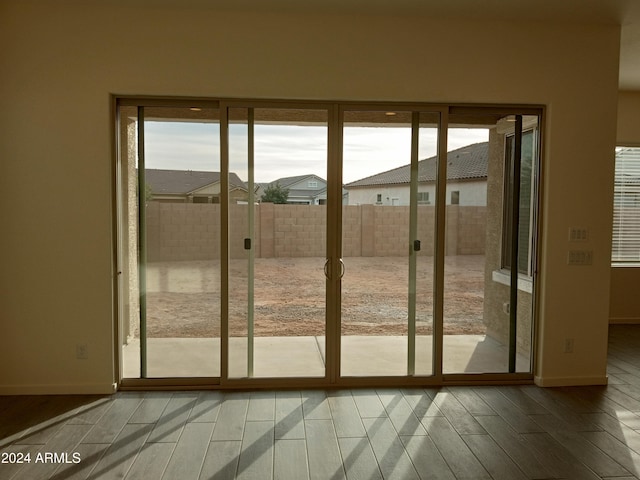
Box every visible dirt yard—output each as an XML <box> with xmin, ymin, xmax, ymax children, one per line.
<box><xmin>143</xmin><ymin>255</ymin><xmax>486</xmax><ymax>338</ymax></box>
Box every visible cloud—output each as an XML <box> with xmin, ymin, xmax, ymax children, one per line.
<box><xmin>142</xmin><ymin>121</ymin><xmax>489</xmax><ymax>184</ymax></box>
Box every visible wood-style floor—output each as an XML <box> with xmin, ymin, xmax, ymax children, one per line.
<box><xmin>2</xmin><ymin>326</ymin><xmax>640</xmax><ymax>479</ymax></box>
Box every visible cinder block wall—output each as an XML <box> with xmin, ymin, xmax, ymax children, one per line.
<box><xmin>146</xmin><ymin>203</ymin><xmax>486</xmax><ymax>261</ymax></box>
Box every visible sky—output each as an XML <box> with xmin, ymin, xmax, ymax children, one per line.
<box><xmin>144</xmin><ymin>121</ymin><xmax>488</xmax><ymax>184</ymax></box>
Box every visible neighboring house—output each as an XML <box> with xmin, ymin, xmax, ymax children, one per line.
<box><xmin>257</xmin><ymin>174</ymin><xmax>328</xmax><ymax>205</ymax></box>
<box><xmin>145</xmin><ymin>169</ymin><xmax>248</xmax><ymax>204</ymax></box>
<box><xmin>345</xmin><ymin>142</ymin><xmax>488</xmax><ymax>206</ymax></box>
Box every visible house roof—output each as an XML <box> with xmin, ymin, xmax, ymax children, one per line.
<box><xmin>145</xmin><ymin>169</ymin><xmax>247</xmax><ymax>195</ymax></box>
<box><xmin>345</xmin><ymin>142</ymin><xmax>488</xmax><ymax>188</ymax></box>
<box><xmin>268</xmin><ymin>174</ymin><xmax>325</xmax><ymax>188</ymax></box>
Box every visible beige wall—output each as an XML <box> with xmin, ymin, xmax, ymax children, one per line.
<box><xmin>0</xmin><ymin>1</ymin><xmax>621</xmax><ymax>392</ymax></box>
<box><xmin>610</xmin><ymin>91</ymin><xmax>640</xmax><ymax>324</ymax></box>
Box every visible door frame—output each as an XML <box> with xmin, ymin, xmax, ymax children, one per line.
<box><xmin>114</xmin><ymin>96</ymin><xmax>542</xmax><ymax>390</ymax></box>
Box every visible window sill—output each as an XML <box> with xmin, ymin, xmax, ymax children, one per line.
<box><xmin>492</xmin><ymin>269</ymin><xmax>533</xmax><ymax>294</ymax></box>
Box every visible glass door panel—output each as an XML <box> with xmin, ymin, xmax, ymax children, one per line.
<box><xmin>442</xmin><ymin>112</ymin><xmax>537</xmax><ymax>374</ymax></box>
<box><xmin>227</xmin><ymin>107</ymin><xmax>329</xmax><ymax>378</ymax></box>
<box><xmin>125</xmin><ymin>105</ymin><xmax>221</xmax><ymax>378</ymax></box>
<box><xmin>340</xmin><ymin>110</ymin><xmax>438</xmax><ymax>377</ymax></box>
<box><xmin>414</xmin><ymin>112</ymin><xmax>440</xmax><ymax>376</ymax></box>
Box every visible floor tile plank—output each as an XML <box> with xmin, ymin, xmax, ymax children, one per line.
<box><xmin>582</xmin><ymin>430</ymin><xmax>640</xmax><ymax>478</ymax></box>
<box><xmin>189</xmin><ymin>392</ymin><xmax>223</xmax><ymax>424</ymax></box>
<box><xmin>128</xmin><ymin>393</ymin><xmax>173</xmax><ymax>424</ymax></box>
<box><xmin>327</xmin><ymin>392</ymin><xmax>366</xmax><ymax>438</ymax></box>
<box><xmin>473</xmin><ymin>414</ymin><xmax>554</xmax><ymax>479</ymax></box>
<box><xmin>420</xmin><ymin>416</ymin><xmax>491</xmax><ymax>479</ymax></box>
<box><xmin>433</xmin><ymin>390</ymin><xmax>486</xmax><ymax>434</ymax></box>
<box><xmin>305</xmin><ymin>419</ymin><xmax>346</xmax><ymax>480</ymax></box>
<box><xmin>148</xmin><ymin>393</ymin><xmax>198</xmax><ymax>443</ymax></box>
<box><xmin>523</xmin><ymin>431</ymin><xmax>602</xmax><ymax>480</ymax></box>
<box><xmin>337</xmin><ymin>436</ymin><xmax>382</xmax><ymax>480</ymax></box>
<box><xmin>351</xmin><ymin>390</ymin><xmax>387</xmax><ymax>418</ymax></box>
<box><xmin>399</xmin><ymin>434</ymin><xmax>456</xmax><ymax>480</ymax></box>
<box><xmin>236</xmin><ymin>421</ymin><xmax>274</xmax><ymax>480</ymax></box>
<box><xmin>123</xmin><ymin>442</ymin><xmax>174</xmax><ymax>480</ymax></box>
<box><xmin>376</xmin><ymin>390</ymin><xmax>426</xmax><ymax>436</ymax></box>
<box><xmin>301</xmin><ymin>390</ymin><xmax>332</xmax><ymax>420</ymax></box>
<box><xmin>475</xmin><ymin>387</ymin><xmax>542</xmax><ymax>433</ymax></box>
<box><xmin>447</xmin><ymin>387</ymin><xmax>495</xmax><ymax>416</ymax></box>
<box><xmin>401</xmin><ymin>388</ymin><xmax>444</xmax><ymax>418</ymax></box>
<box><xmin>274</xmin><ymin>439</ymin><xmax>309</xmax><ymax>480</ymax></box>
<box><xmin>462</xmin><ymin>434</ymin><xmax>527</xmax><ymax>480</ymax></box>
<box><xmin>199</xmin><ymin>441</ymin><xmax>241</xmax><ymax>480</ymax></box>
<box><xmin>0</xmin><ymin>444</ymin><xmax>44</xmax><ymax>480</ymax></box>
<box><xmin>162</xmin><ymin>422</ymin><xmax>214</xmax><ymax>480</ymax></box>
<box><xmin>66</xmin><ymin>397</ymin><xmax>113</xmax><ymax>426</ymax></box>
<box><xmin>51</xmin><ymin>443</ymin><xmax>110</xmax><ymax>480</ymax></box>
<box><xmin>211</xmin><ymin>393</ymin><xmax>249</xmax><ymax>442</ymax></box>
<box><xmin>12</xmin><ymin>424</ymin><xmax>93</xmax><ymax>480</ymax></box>
<box><xmin>532</xmin><ymin>414</ymin><xmax>631</xmax><ymax>477</ymax></box>
<box><xmin>362</xmin><ymin>417</ymin><xmax>419</xmax><ymax>479</ymax></box>
<box><xmin>495</xmin><ymin>386</ymin><xmax>549</xmax><ymax>415</ymax></box>
<box><xmin>246</xmin><ymin>392</ymin><xmax>275</xmax><ymax>422</ymax></box>
<box><xmin>83</xmin><ymin>394</ymin><xmax>144</xmax><ymax>444</ymax></box>
<box><xmin>85</xmin><ymin>423</ymin><xmax>153</xmax><ymax>480</ymax></box>
<box><xmin>275</xmin><ymin>392</ymin><xmax>304</xmax><ymax>440</ymax></box>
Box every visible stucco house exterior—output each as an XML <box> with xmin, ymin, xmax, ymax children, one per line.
<box><xmin>257</xmin><ymin>174</ymin><xmax>328</xmax><ymax>205</ymax></box>
<box><xmin>145</xmin><ymin>169</ymin><xmax>248</xmax><ymax>204</ymax></box>
<box><xmin>345</xmin><ymin>142</ymin><xmax>488</xmax><ymax>206</ymax></box>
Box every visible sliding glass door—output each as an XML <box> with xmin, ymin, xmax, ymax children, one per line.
<box><xmin>118</xmin><ymin>98</ymin><xmax>540</xmax><ymax>385</ymax></box>
<box><xmin>226</xmin><ymin>105</ymin><xmax>330</xmax><ymax>379</ymax></box>
<box><xmin>119</xmin><ymin>103</ymin><xmax>221</xmax><ymax>379</ymax></box>
<box><xmin>340</xmin><ymin>109</ymin><xmax>440</xmax><ymax>377</ymax></box>
<box><xmin>442</xmin><ymin>110</ymin><xmax>538</xmax><ymax>376</ymax></box>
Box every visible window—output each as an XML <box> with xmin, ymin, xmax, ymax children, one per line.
<box><xmin>450</xmin><ymin>191</ymin><xmax>460</xmax><ymax>205</ymax></box>
<box><xmin>613</xmin><ymin>147</ymin><xmax>640</xmax><ymax>263</ymax></box>
<box><xmin>417</xmin><ymin>191</ymin><xmax>430</xmax><ymax>204</ymax></box>
<box><xmin>376</xmin><ymin>193</ymin><xmax>382</xmax><ymax>204</ymax></box>
<box><xmin>502</xmin><ymin>129</ymin><xmax>536</xmax><ymax>275</ymax></box>
<box><xmin>308</xmin><ymin>180</ymin><xmax>318</xmax><ymax>188</ymax></box>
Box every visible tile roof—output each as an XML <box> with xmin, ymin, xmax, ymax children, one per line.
<box><xmin>345</xmin><ymin>142</ymin><xmax>488</xmax><ymax>188</ymax></box>
<box><xmin>145</xmin><ymin>169</ymin><xmax>246</xmax><ymax>195</ymax></box>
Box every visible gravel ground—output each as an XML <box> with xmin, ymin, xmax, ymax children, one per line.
<box><xmin>143</xmin><ymin>256</ymin><xmax>485</xmax><ymax>338</ymax></box>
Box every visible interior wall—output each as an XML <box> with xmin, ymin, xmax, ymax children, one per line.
<box><xmin>0</xmin><ymin>0</ymin><xmax>620</xmax><ymax>392</ymax></box>
<box><xmin>610</xmin><ymin>91</ymin><xmax>640</xmax><ymax>324</ymax></box>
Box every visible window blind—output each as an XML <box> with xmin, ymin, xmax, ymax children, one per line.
<box><xmin>613</xmin><ymin>147</ymin><xmax>640</xmax><ymax>263</ymax></box>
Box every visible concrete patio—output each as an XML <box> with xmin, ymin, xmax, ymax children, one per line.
<box><xmin>122</xmin><ymin>335</ymin><xmax>530</xmax><ymax>378</ymax></box>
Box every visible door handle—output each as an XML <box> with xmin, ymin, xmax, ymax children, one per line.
<box><xmin>325</xmin><ymin>259</ymin><xmax>345</xmax><ymax>279</ymax></box>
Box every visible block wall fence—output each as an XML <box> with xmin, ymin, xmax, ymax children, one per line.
<box><xmin>145</xmin><ymin>202</ymin><xmax>486</xmax><ymax>262</ymax></box>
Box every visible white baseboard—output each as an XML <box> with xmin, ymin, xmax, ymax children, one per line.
<box><xmin>609</xmin><ymin>317</ymin><xmax>640</xmax><ymax>324</ymax></box>
<box><xmin>0</xmin><ymin>383</ymin><xmax>117</xmax><ymax>395</ymax></box>
<box><xmin>534</xmin><ymin>375</ymin><xmax>608</xmax><ymax>387</ymax></box>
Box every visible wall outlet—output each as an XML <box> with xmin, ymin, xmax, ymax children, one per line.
<box><xmin>568</xmin><ymin>250</ymin><xmax>593</xmax><ymax>265</ymax></box>
<box><xmin>569</xmin><ymin>227</ymin><xmax>589</xmax><ymax>242</ymax></box>
<box><xmin>564</xmin><ymin>338</ymin><xmax>574</xmax><ymax>353</ymax></box>
<box><xmin>76</xmin><ymin>344</ymin><xmax>88</xmax><ymax>360</ymax></box>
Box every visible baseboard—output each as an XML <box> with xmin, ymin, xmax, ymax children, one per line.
<box><xmin>0</xmin><ymin>383</ymin><xmax>117</xmax><ymax>395</ymax></box>
<box><xmin>609</xmin><ymin>317</ymin><xmax>640</xmax><ymax>324</ymax></box>
<box><xmin>534</xmin><ymin>375</ymin><xmax>608</xmax><ymax>387</ymax></box>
